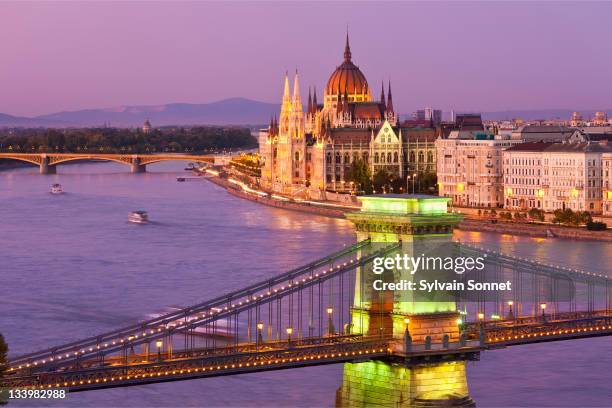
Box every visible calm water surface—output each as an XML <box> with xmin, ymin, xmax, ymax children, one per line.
<box><xmin>1</xmin><ymin>162</ymin><xmax>610</xmax><ymax>407</ymax></box>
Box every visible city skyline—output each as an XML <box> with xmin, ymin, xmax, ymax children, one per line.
<box><xmin>2</xmin><ymin>1</ymin><xmax>612</xmax><ymax>117</ymax></box>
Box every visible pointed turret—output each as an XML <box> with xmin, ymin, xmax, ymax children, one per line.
<box><xmin>292</xmin><ymin>70</ymin><xmax>302</xmax><ymax>112</ymax></box>
<box><xmin>380</xmin><ymin>81</ymin><xmax>386</xmax><ymax>111</ymax></box>
<box><xmin>386</xmin><ymin>81</ymin><xmax>394</xmax><ymax>114</ymax></box>
<box><xmin>280</xmin><ymin>73</ymin><xmax>292</xmax><ymax>114</ymax></box>
<box><xmin>307</xmin><ymin>87</ymin><xmax>313</xmax><ymax>115</ymax></box>
<box><xmin>312</xmin><ymin>87</ymin><xmax>318</xmax><ymax>113</ymax></box>
<box><xmin>336</xmin><ymin>90</ymin><xmax>343</xmax><ymax>114</ymax></box>
<box><xmin>343</xmin><ymin>89</ymin><xmax>349</xmax><ymax>113</ymax></box>
<box><xmin>344</xmin><ymin>30</ymin><xmax>352</xmax><ymax>62</ymax></box>
<box><xmin>282</xmin><ymin>72</ymin><xmax>291</xmax><ymax>104</ymax></box>
<box><xmin>279</xmin><ymin>72</ymin><xmax>293</xmax><ymax>135</ymax></box>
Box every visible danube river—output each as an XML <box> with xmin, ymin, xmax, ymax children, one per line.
<box><xmin>1</xmin><ymin>162</ymin><xmax>611</xmax><ymax>407</ymax></box>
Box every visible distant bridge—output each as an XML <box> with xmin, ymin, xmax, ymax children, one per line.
<box><xmin>0</xmin><ymin>153</ymin><xmax>216</xmax><ymax>173</ymax></box>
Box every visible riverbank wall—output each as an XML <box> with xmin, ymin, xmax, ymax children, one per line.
<box><xmin>205</xmin><ymin>174</ymin><xmax>612</xmax><ymax>242</ymax></box>
<box><xmin>458</xmin><ymin>219</ymin><xmax>612</xmax><ymax>241</ymax></box>
<box><xmin>205</xmin><ymin>175</ymin><xmax>351</xmax><ymax>218</ymax></box>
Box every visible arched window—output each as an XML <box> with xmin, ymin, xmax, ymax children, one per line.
<box><xmin>427</xmin><ymin>151</ymin><xmax>433</xmax><ymax>163</ymax></box>
<box><xmin>335</xmin><ymin>152</ymin><xmax>341</xmax><ymax>164</ymax></box>
<box><xmin>344</xmin><ymin>152</ymin><xmax>350</xmax><ymax>164</ymax></box>
<box><xmin>393</xmin><ymin>152</ymin><xmax>399</xmax><ymax>163</ymax></box>
<box><xmin>326</xmin><ymin>152</ymin><xmax>332</xmax><ymax>164</ymax></box>
<box><xmin>374</xmin><ymin>152</ymin><xmax>379</xmax><ymax>163</ymax></box>
<box><xmin>381</xmin><ymin>153</ymin><xmax>385</xmax><ymax>163</ymax></box>
<box><xmin>418</xmin><ymin>151</ymin><xmax>424</xmax><ymax>162</ymax></box>
<box><xmin>363</xmin><ymin>152</ymin><xmax>369</xmax><ymax>163</ymax></box>
<box><xmin>295</xmin><ymin>152</ymin><xmax>300</xmax><ymax>161</ymax></box>
<box><xmin>387</xmin><ymin>152</ymin><xmax>392</xmax><ymax>163</ymax></box>
<box><xmin>409</xmin><ymin>151</ymin><xmax>415</xmax><ymax>163</ymax></box>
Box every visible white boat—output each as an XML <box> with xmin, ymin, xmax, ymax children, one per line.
<box><xmin>50</xmin><ymin>183</ymin><xmax>63</xmax><ymax>194</ymax></box>
<box><xmin>128</xmin><ymin>211</ymin><xmax>149</xmax><ymax>224</ymax></box>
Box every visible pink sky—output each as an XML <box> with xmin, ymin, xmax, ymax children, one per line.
<box><xmin>1</xmin><ymin>1</ymin><xmax>610</xmax><ymax>116</ymax></box>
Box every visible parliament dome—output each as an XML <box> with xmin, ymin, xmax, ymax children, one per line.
<box><xmin>325</xmin><ymin>35</ymin><xmax>371</xmax><ymax>100</ymax></box>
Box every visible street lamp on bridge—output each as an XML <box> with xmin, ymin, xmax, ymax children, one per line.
<box><xmin>540</xmin><ymin>303</ymin><xmax>547</xmax><ymax>322</ymax></box>
<box><xmin>507</xmin><ymin>300</ymin><xmax>515</xmax><ymax>320</ymax></box>
<box><xmin>403</xmin><ymin>318</ymin><xmax>412</xmax><ymax>352</ymax></box>
<box><xmin>155</xmin><ymin>340</ymin><xmax>163</xmax><ymax>362</ymax></box>
<box><xmin>327</xmin><ymin>307</ymin><xmax>335</xmax><ymax>336</ymax></box>
<box><xmin>286</xmin><ymin>327</ymin><xmax>293</xmax><ymax>347</ymax></box>
<box><xmin>256</xmin><ymin>322</ymin><xmax>264</xmax><ymax>349</ymax></box>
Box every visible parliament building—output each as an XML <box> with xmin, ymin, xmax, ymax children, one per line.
<box><xmin>259</xmin><ymin>34</ymin><xmax>437</xmax><ymax>198</ymax></box>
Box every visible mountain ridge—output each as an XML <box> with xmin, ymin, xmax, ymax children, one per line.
<box><xmin>1</xmin><ymin>99</ymin><xmax>610</xmax><ymax>128</ymax></box>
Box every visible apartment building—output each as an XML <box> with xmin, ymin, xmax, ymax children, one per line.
<box><xmin>504</xmin><ymin>142</ymin><xmax>611</xmax><ymax>213</ymax></box>
<box><xmin>436</xmin><ymin>132</ymin><xmax>521</xmax><ymax>208</ymax></box>
<box><xmin>603</xmin><ymin>152</ymin><xmax>612</xmax><ymax>216</ymax></box>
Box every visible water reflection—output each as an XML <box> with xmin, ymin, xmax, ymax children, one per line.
<box><xmin>0</xmin><ymin>162</ymin><xmax>610</xmax><ymax>407</ymax></box>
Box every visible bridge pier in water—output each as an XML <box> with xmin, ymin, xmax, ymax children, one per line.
<box><xmin>130</xmin><ymin>158</ymin><xmax>146</xmax><ymax>173</ymax></box>
<box><xmin>39</xmin><ymin>155</ymin><xmax>56</xmax><ymax>174</ymax></box>
<box><xmin>337</xmin><ymin>195</ymin><xmax>475</xmax><ymax>407</ymax></box>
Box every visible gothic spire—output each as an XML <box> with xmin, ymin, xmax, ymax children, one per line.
<box><xmin>380</xmin><ymin>81</ymin><xmax>386</xmax><ymax>111</ymax></box>
<box><xmin>344</xmin><ymin>29</ymin><xmax>352</xmax><ymax>62</ymax></box>
<box><xmin>312</xmin><ymin>87</ymin><xmax>318</xmax><ymax>112</ymax></box>
<box><xmin>279</xmin><ymin>71</ymin><xmax>292</xmax><ymax>131</ymax></box>
<box><xmin>307</xmin><ymin>87</ymin><xmax>312</xmax><ymax>115</ymax></box>
<box><xmin>292</xmin><ymin>70</ymin><xmax>302</xmax><ymax>112</ymax></box>
<box><xmin>387</xmin><ymin>80</ymin><xmax>394</xmax><ymax>114</ymax></box>
<box><xmin>282</xmin><ymin>71</ymin><xmax>291</xmax><ymax>101</ymax></box>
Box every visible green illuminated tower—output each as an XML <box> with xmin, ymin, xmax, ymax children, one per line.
<box><xmin>336</xmin><ymin>194</ymin><xmax>475</xmax><ymax>407</ymax></box>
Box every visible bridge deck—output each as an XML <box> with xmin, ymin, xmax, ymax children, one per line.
<box><xmin>5</xmin><ymin>314</ymin><xmax>612</xmax><ymax>392</ymax></box>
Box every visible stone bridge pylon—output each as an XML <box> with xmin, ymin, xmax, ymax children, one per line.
<box><xmin>337</xmin><ymin>195</ymin><xmax>475</xmax><ymax>407</ymax></box>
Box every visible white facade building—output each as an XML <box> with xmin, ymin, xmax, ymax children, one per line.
<box><xmin>436</xmin><ymin>132</ymin><xmax>521</xmax><ymax>208</ymax></box>
<box><xmin>504</xmin><ymin>142</ymin><xmax>611</xmax><ymax>213</ymax></box>
<box><xmin>602</xmin><ymin>152</ymin><xmax>612</xmax><ymax>216</ymax></box>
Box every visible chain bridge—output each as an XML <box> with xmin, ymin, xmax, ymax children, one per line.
<box><xmin>3</xmin><ymin>195</ymin><xmax>610</xmax><ymax>407</ymax></box>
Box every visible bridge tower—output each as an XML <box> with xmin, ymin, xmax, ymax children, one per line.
<box><xmin>337</xmin><ymin>194</ymin><xmax>474</xmax><ymax>407</ymax></box>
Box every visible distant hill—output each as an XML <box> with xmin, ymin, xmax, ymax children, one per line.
<box><xmin>35</xmin><ymin>98</ymin><xmax>279</xmax><ymax>127</ymax></box>
<box><xmin>3</xmin><ymin>100</ymin><xmax>611</xmax><ymax>128</ymax></box>
<box><xmin>0</xmin><ymin>113</ymin><xmax>67</xmax><ymax>127</ymax></box>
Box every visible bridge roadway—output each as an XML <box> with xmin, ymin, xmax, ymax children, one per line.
<box><xmin>5</xmin><ymin>312</ymin><xmax>611</xmax><ymax>392</ymax></box>
<box><xmin>0</xmin><ymin>153</ymin><xmax>215</xmax><ymax>173</ymax></box>
<box><xmin>4</xmin><ymin>240</ymin><xmax>611</xmax><ymax>393</ymax></box>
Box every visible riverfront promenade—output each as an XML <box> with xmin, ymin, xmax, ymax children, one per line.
<box><xmin>209</xmin><ymin>169</ymin><xmax>612</xmax><ymax>242</ymax></box>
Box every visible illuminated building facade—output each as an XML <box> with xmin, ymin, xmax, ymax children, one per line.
<box><xmin>436</xmin><ymin>132</ymin><xmax>521</xmax><ymax>208</ymax></box>
<box><xmin>603</xmin><ymin>152</ymin><xmax>612</xmax><ymax>216</ymax></box>
<box><xmin>504</xmin><ymin>142</ymin><xmax>611</xmax><ymax>213</ymax></box>
<box><xmin>259</xmin><ymin>34</ymin><xmax>436</xmax><ymax>197</ymax></box>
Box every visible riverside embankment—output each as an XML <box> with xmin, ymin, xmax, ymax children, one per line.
<box><xmin>205</xmin><ymin>173</ymin><xmax>612</xmax><ymax>242</ymax></box>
